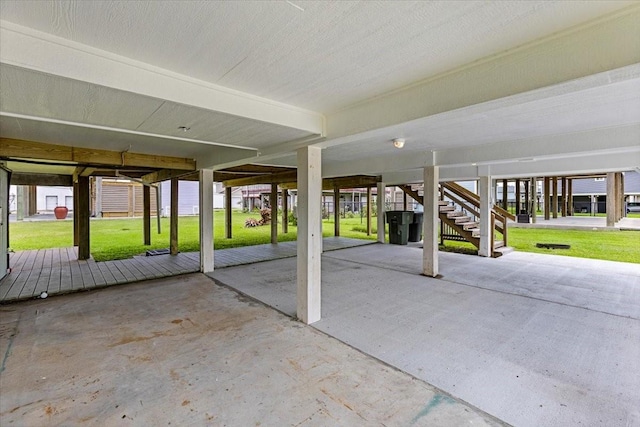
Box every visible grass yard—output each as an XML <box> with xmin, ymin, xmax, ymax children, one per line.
<box><xmin>442</xmin><ymin>227</ymin><xmax>640</xmax><ymax>264</ymax></box>
<box><xmin>9</xmin><ymin>211</ymin><xmax>639</xmax><ymax>263</ymax></box>
<box><xmin>9</xmin><ymin>211</ymin><xmax>379</xmax><ymax>261</ymax></box>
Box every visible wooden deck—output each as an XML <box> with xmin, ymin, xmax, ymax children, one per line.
<box><xmin>0</xmin><ymin>237</ymin><xmax>374</xmax><ymax>303</ymax></box>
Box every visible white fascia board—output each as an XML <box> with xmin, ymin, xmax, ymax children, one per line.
<box><xmin>201</xmin><ymin>135</ymin><xmax>327</xmax><ymax>170</ymax></box>
<box><xmin>435</xmin><ymin>124</ymin><xmax>640</xmax><ymax>167</ymax></box>
<box><xmin>324</xmin><ymin>124</ymin><xmax>640</xmax><ymax>179</ymax></box>
<box><xmin>381</xmin><ymin>150</ymin><xmax>640</xmax><ymax>185</ymax></box>
<box><xmin>481</xmin><ymin>151</ymin><xmax>640</xmax><ymax>179</ymax></box>
<box><xmin>322</xmin><ymin>150</ymin><xmax>434</xmax><ymax>178</ymax></box>
<box><xmin>0</xmin><ymin>21</ymin><xmax>325</xmax><ymax>135</ymax></box>
<box><xmin>326</xmin><ymin>6</ymin><xmax>640</xmax><ymax>140</ymax></box>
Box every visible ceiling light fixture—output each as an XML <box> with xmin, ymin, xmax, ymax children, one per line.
<box><xmin>178</xmin><ymin>126</ymin><xmax>191</xmax><ymax>132</ymax></box>
<box><xmin>392</xmin><ymin>138</ymin><xmax>405</xmax><ymax>149</ymax></box>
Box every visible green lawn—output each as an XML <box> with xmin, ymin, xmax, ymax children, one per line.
<box><xmin>9</xmin><ymin>211</ymin><xmax>379</xmax><ymax>261</ymax></box>
<box><xmin>442</xmin><ymin>227</ymin><xmax>640</xmax><ymax>263</ymax></box>
<box><xmin>9</xmin><ymin>211</ymin><xmax>639</xmax><ymax>263</ymax></box>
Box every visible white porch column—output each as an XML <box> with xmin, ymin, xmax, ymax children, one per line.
<box><xmin>606</xmin><ymin>172</ymin><xmax>615</xmax><ymax>227</ymax></box>
<box><xmin>377</xmin><ymin>182</ymin><xmax>386</xmax><ymax>243</ymax></box>
<box><xmin>422</xmin><ymin>166</ymin><xmax>439</xmax><ymax>277</ymax></box>
<box><xmin>199</xmin><ymin>169</ymin><xmax>214</xmax><ymax>273</ymax></box>
<box><xmin>478</xmin><ymin>175</ymin><xmax>492</xmax><ymax>257</ymax></box>
<box><xmin>297</xmin><ymin>146</ymin><xmax>322</xmax><ymax>324</ymax></box>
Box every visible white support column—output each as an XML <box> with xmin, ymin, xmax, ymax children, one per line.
<box><xmin>199</xmin><ymin>169</ymin><xmax>214</xmax><ymax>273</ymax></box>
<box><xmin>422</xmin><ymin>166</ymin><xmax>439</xmax><ymax>277</ymax></box>
<box><xmin>377</xmin><ymin>182</ymin><xmax>386</xmax><ymax>243</ymax></box>
<box><xmin>606</xmin><ymin>172</ymin><xmax>615</xmax><ymax>227</ymax></box>
<box><xmin>297</xmin><ymin>146</ymin><xmax>322</xmax><ymax>324</ymax></box>
<box><xmin>478</xmin><ymin>175</ymin><xmax>492</xmax><ymax>257</ymax></box>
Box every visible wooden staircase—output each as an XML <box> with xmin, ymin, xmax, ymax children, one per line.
<box><xmin>399</xmin><ymin>182</ymin><xmax>515</xmax><ymax>257</ymax></box>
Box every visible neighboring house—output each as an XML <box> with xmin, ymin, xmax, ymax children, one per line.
<box><xmin>9</xmin><ymin>185</ymin><xmax>73</xmax><ymax>213</ymax></box>
<box><xmin>571</xmin><ymin>171</ymin><xmax>640</xmax><ymax>213</ymax></box>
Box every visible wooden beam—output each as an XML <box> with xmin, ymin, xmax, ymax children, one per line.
<box><xmin>322</xmin><ymin>175</ymin><xmax>380</xmax><ymax>191</ymax></box>
<box><xmin>170</xmin><ymin>178</ymin><xmax>179</xmax><ymax>255</ymax></box>
<box><xmin>143</xmin><ymin>185</ymin><xmax>151</xmax><ymax>246</ymax></box>
<box><xmin>10</xmin><ymin>173</ymin><xmax>72</xmax><ymax>186</ymax></box>
<box><xmin>223</xmin><ymin>164</ymin><xmax>296</xmax><ymax>174</ymax></box>
<box><xmin>1</xmin><ymin>138</ymin><xmax>196</xmax><ymax>171</ymax></box>
<box><xmin>77</xmin><ymin>176</ymin><xmax>90</xmax><ymax>260</ymax></box>
<box><xmin>225</xmin><ymin>186</ymin><xmax>232</xmax><ymax>239</ymax></box>
<box><xmin>142</xmin><ymin>169</ymin><xmax>198</xmax><ymax>184</ymax></box>
<box><xmin>223</xmin><ymin>171</ymin><xmax>297</xmax><ymax>187</ymax></box>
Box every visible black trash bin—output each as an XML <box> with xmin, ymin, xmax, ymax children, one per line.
<box><xmin>386</xmin><ymin>211</ymin><xmax>413</xmax><ymax>245</ymax></box>
<box><xmin>408</xmin><ymin>212</ymin><xmax>424</xmax><ymax>242</ymax></box>
<box><xmin>517</xmin><ymin>213</ymin><xmax>530</xmax><ymax>223</ymax></box>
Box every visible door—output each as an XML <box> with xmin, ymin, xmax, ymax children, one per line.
<box><xmin>0</xmin><ymin>166</ymin><xmax>9</xmax><ymax>280</ymax></box>
<box><xmin>46</xmin><ymin>195</ymin><xmax>58</xmax><ymax>211</ymax></box>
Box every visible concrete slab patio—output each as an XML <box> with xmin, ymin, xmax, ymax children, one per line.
<box><xmin>0</xmin><ymin>273</ymin><xmax>502</xmax><ymax>426</ymax></box>
<box><xmin>212</xmin><ymin>244</ymin><xmax>640</xmax><ymax>427</ymax></box>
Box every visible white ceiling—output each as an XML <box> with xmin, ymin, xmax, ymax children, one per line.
<box><xmin>0</xmin><ymin>0</ymin><xmax>633</xmax><ymax>112</ymax></box>
<box><xmin>1</xmin><ymin>1</ymin><xmax>639</xmax><ymax>181</ymax></box>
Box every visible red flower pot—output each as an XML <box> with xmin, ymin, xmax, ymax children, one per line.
<box><xmin>54</xmin><ymin>206</ymin><xmax>68</xmax><ymax>220</ymax></box>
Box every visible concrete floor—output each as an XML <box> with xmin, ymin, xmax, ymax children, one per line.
<box><xmin>212</xmin><ymin>245</ymin><xmax>640</xmax><ymax>427</ymax></box>
<box><xmin>0</xmin><ymin>273</ymin><xmax>502</xmax><ymax>426</ymax></box>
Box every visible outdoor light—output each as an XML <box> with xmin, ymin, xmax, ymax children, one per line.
<box><xmin>392</xmin><ymin>138</ymin><xmax>405</xmax><ymax>149</ymax></box>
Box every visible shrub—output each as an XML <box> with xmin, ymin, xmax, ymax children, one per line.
<box><xmin>244</xmin><ymin>218</ymin><xmax>260</xmax><ymax>227</ymax></box>
<box><xmin>259</xmin><ymin>208</ymin><xmax>271</xmax><ymax>225</ymax></box>
<box><xmin>288</xmin><ymin>211</ymin><xmax>297</xmax><ymax>226</ymax></box>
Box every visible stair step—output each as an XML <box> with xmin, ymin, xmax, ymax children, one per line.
<box><xmin>494</xmin><ymin>240</ymin><xmax>505</xmax><ymax>249</ymax></box>
<box><xmin>472</xmin><ymin>230</ymin><xmax>480</xmax><ymax>238</ymax></box>
<box><xmin>438</xmin><ymin>201</ymin><xmax>449</xmax><ymax>206</ymax></box>
<box><xmin>446</xmin><ymin>211</ymin><xmax>464</xmax><ymax>218</ymax></box>
<box><xmin>439</xmin><ymin>206</ymin><xmax>455</xmax><ymax>212</ymax></box>
<box><xmin>454</xmin><ymin>216</ymin><xmax>471</xmax><ymax>224</ymax></box>
<box><xmin>460</xmin><ymin>221</ymin><xmax>479</xmax><ymax>230</ymax></box>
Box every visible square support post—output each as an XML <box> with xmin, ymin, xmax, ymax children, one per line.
<box><xmin>616</xmin><ymin>172</ymin><xmax>624</xmax><ymax>221</ymax></box>
<box><xmin>366</xmin><ymin>186</ymin><xmax>372</xmax><ymax>236</ymax></box>
<box><xmin>478</xmin><ymin>175</ymin><xmax>492</xmax><ymax>257</ymax></box>
<box><xmin>552</xmin><ymin>177</ymin><xmax>558</xmax><ymax>219</ymax></box>
<box><xmin>544</xmin><ymin>177</ymin><xmax>550</xmax><ymax>220</ymax></box>
<box><xmin>422</xmin><ymin>166</ymin><xmax>439</xmax><ymax>276</ymax></box>
<box><xmin>225</xmin><ymin>186</ymin><xmax>232</xmax><ymax>239</ymax></box>
<box><xmin>143</xmin><ymin>185</ymin><xmax>151</xmax><ymax>245</ymax></box>
<box><xmin>376</xmin><ymin>182</ymin><xmax>386</xmax><ymax>243</ymax></box>
<box><xmin>530</xmin><ymin>177</ymin><xmax>537</xmax><ymax>223</ymax></box>
<box><xmin>606</xmin><ymin>172</ymin><xmax>616</xmax><ymax>227</ymax></box>
<box><xmin>72</xmin><ymin>183</ymin><xmax>79</xmax><ymax>244</ymax></box>
<box><xmin>77</xmin><ymin>176</ymin><xmax>90</xmax><ymax>260</ymax></box>
<box><xmin>296</xmin><ymin>147</ymin><xmax>322</xmax><ymax>325</ymax></box>
<box><xmin>567</xmin><ymin>179</ymin><xmax>573</xmax><ymax>216</ymax></box>
<box><xmin>561</xmin><ymin>177</ymin><xmax>567</xmax><ymax>217</ymax></box>
<box><xmin>502</xmin><ymin>179</ymin><xmax>508</xmax><ymax>210</ymax></box>
<box><xmin>282</xmin><ymin>189</ymin><xmax>289</xmax><ymax>234</ymax></box>
<box><xmin>170</xmin><ymin>178</ymin><xmax>179</xmax><ymax>255</ymax></box>
<box><xmin>270</xmin><ymin>183</ymin><xmax>278</xmax><ymax>244</ymax></box>
<box><xmin>199</xmin><ymin>169</ymin><xmax>214</xmax><ymax>273</ymax></box>
<box><xmin>333</xmin><ymin>187</ymin><xmax>340</xmax><ymax>237</ymax></box>
<box><xmin>515</xmin><ymin>179</ymin><xmax>520</xmax><ymax>214</ymax></box>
